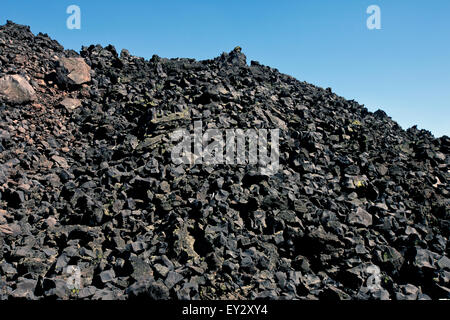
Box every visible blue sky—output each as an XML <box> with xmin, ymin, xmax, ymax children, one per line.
<box><xmin>1</xmin><ymin>0</ymin><xmax>449</xmax><ymax>137</ymax></box>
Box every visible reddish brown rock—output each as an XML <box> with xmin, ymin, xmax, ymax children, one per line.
<box><xmin>0</xmin><ymin>224</ymin><xmax>13</xmax><ymax>235</ymax></box>
<box><xmin>56</xmin><ymin>57</ymin><xmax>91</xmax><ymax>86</ymax></box>
<box><xmin>51</xmin><ymin>155</ymin><xmax>70</xmax><ymax>169</ymax></box>
<box><xmin>59</xmin><ymin>97</ymin><xmax>81</xmax><ymax>110</ymax></box>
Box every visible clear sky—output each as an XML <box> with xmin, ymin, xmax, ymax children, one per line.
<box><xmin>1</xmin><ymin>0</ymin><xmax>449</xmax><ymax>137</ymax></box>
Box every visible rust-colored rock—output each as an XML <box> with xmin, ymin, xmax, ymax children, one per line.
<box><xmin>56</xmin><ymin>57</ymin><xmax>91</xmax><ymax>85</ymax></box>
<box><xmin>0</xmin><ymin>224</ymin><xmax>13</xmax><ymax>235</ymax></box>
<box><xmin>59</xmin><ymin>97</ymin><xmax>81</xmax><ymax>110</ymax></box>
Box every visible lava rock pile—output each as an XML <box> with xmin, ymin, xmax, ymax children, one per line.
<box><xmin>0</xmin><ymin>21</ymin><xmax>449</xmax><ymax>300</ymax></box>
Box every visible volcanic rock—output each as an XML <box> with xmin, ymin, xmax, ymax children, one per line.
<box><xmin>55</xmin><ymin>57</ymin><xmax>91</xmax><ymax>86</ymax></box>
<box><xmin>0</xmin><ymin>21</ymin><xmax>448</xmax><ymax>301</ymax></box>
<box><xmin>0</xmin><ymin>74</ymin><xmax>36</xmax><ymax>104</ymax></box>
<box><xmin>59</xmin><ymin>97</ymin><xmax>81</xmax><ymax>110</ymax></box>
<box><xmin>348</xmin><ymin>207</ymin><xmax>373</xmax><ymax>227</ymax></box>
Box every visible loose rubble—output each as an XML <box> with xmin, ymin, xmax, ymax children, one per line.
<box><xmin>0</xmin><ymin>21</ymin><xmax>448</xmax><ymax>300</ymax></box>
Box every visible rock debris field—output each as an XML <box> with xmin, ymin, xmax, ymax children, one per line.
<box><xmin>0</xmin><ymin>21</ymin><xmax>449</xmax><ymax>300</ymax></box>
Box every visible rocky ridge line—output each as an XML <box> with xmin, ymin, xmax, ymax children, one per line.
<box><xmin>0</xmin><ymin>21</ymin><xmax>448</xmax><ymax>300</ymax></box>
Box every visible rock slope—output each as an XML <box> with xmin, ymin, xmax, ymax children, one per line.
<box><xmin>0</xmin><ymin>21</ymin><xmax>449</xmax><ymax>300</ymax></box>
